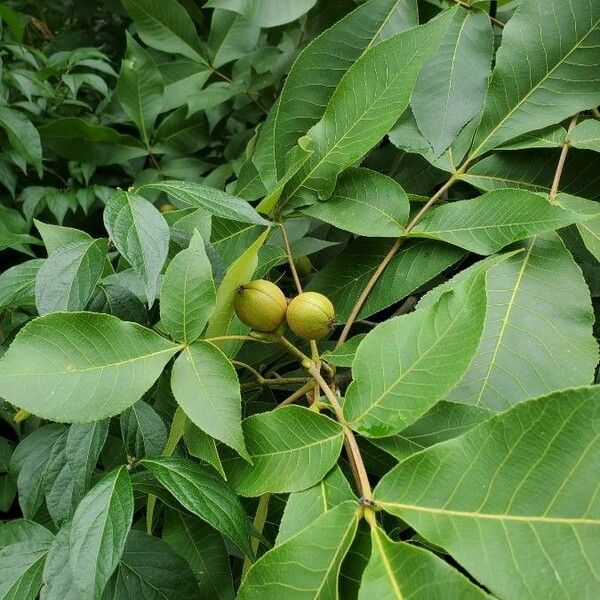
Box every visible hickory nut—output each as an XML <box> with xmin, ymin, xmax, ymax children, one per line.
<box><xmin>234</xmin><ymin>279</ymin><xmax>287</xmax><ymax>332</ymax></box>
<box><xmin>286</xmin><ymin>292</ymin><xmax>335</xmax><ymax>340</ymax></box>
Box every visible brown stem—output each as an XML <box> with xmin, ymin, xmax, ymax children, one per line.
<box><xmin>280</xmin><ymin>221</ymin><xmax>303</xmax><ymax>294</ymax></box>
<box><xmin>307</xmin><ymin>364</ymin><xmax>373</xmax><ymax>501</ymax></box>
<box><xmin>336</xmin><ymin>173</ymin><xmax>460</xmax><ymax>347</ymax></box>
<box><xmin>549</xmin><ymin>114</ymin><xmax>579</xmax><ymax>202</ymax></box>
<box><xmin>277</xmin><ymin>380</ymin><xmax>315</xmax><ymax>408</ymax></box>
<box><xmin>449</xmin><ymin>0</ymin><xmax>505</xmax><ymax>28</ymax></box>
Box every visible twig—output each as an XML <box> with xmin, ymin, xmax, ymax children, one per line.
<box><xmin>336</xmin><ymin>173</ymin><xmax>460</xmax><ymax>347</ymax></box>
<box><xmin>549</xmin><ymin>114</ymin><xmax>579</xmax><ymax>202</ymax></box>
<box><xmin>449</xmin><ymin>0</ymin><xmax>504</xmax><ymax>28</ymax></box>
<box><xmin>277</xmin><ymin>380</ymin><xmax>315</xmax><ymax>407</ymax></box>
<box><xmin>280</xmin><ymin>221</ymin><xmax>303</xmax><ymax>294</ymax></box>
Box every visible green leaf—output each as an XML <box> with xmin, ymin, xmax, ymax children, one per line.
<box><xmin>206</xmin><ymin>0</ymin><xmax>317</xmax><ymax>28</ymax></box>
<box><xmin>45</xmin><ymin>422</ymin><xmax>110</xmax><ymax>525</ymax></box>
<box><xmin>498</xmin><ymin>124</ymin><xmax>567</xmax><ymax>151</ymax></box>
<box><xmin>321</xmin><ymin>335</ymin><xmax>367</xmax><ymax>368</ymax></box>
<box><xmin>0</xmin><ymin>520</ymin><xmax>53</xmax><ymax>600</ymax></box>
<box><xmin>371</xmin><ymin>401</ymin><xmax>492</xmax><ymax>462</ymax></box>
<box><xmin>442</xmin><ymin>233</ymin><xmax>598</xmax><ymax>411</ymax></box>
<box><xmin>138</xmin><ymin>180</ymin><xmax>271</xmax><ymax>226</ymax></box>
<box><xmin>141</xmin><ymin>457</ymin><xmax>253</xmax><ymax>556</ymax></box>
<box><xmin>308</xmin><ymin>239</ymin><xmax>465</xmax><ymax>322</ymax></box>
<box><xmin>344</xmin><ymin>266</ymin><xmax>487</xmax><ymax>437</ymax></box>
<box><xmin>11</xmin><ymin>425</ymin><xmax>67</xmax><ymax>519</ymax></box>
<box><xmin>568</xmin><ymin>118</ymin><xmax>600</xmax><ymax>152</ymax></box>
<box><xmin>375</xmin><ymin>385</ymin><xmax>600</xmax><ymax>600</ymax></box>
<box><xmin>153</xmin><ymin>107</ymin><xmax>208</xmax><ymax>156</ymax></box>
<box><xmin>238</xmin><ymin>501</ymin><xmax>359</xmax><ymax>600</ymax></box>
<box><xmin>408</xmin><ymin>189</ymin><xmax>583</xmax><ymax>255</ymax></box>
<box><xmin>40</xmin><ymin>523</ymin><xmax>78</xmax><ymax>600</ymax></box>
<box><xmin>470</xmin><ymin>0</ymin><xmax>600</xmax><ymax>158</ymax></box>
<box><xmin>102</xmin><ymin>530</ymin><xmax>198</xmax><ymax>599</ymax></box>
<box><xmin>160</xmin><ymin>231</ymin><xmax>216</xmax><ymax>343</ymax></box>
<box><xmin>35</xmin><ymin>221</ymin><xmax>93</xmax><ymax>254</ymax></box>
<box><xmin>0</xmin><ymin>312</ymin><xmax>179</xmax><ymax>422</ymax></box>
<box><xmin>205</xmin><ymin>228</ymin><xmax>269</xmax><ymax>341</ymax></box>
<box><xmin>412</xmin><ymin>7</ymin><xmax>493</xmax><ymax>156</ymax></box>
<box><xmin>162</xmin><ymin>510</ymin><xmax>234</xmax><ymax>600</ymax></box>
<box><xmin>253</xmin><ymin>0</ymin><xmax>418</xmax><ymax>185</ymax></box>
<box><xmin>302</xmin><ymin>168</ymin><xmax>408</xmax><ymax>236</ymax></box>
<box><xmin>208</xmin><ymin>8</ymin><xmax>260</xmax><ymax>68</ymax></box>
<box><xmin>278</xmin><ymin>466</ymin><xmax>355</xmax><ymax>544</ymax></box>
<box><xmin>116</xmin><ymin>34</ymin><xmax>164</xmax><ymax>145</ymax></box>
<box><xmin>0</xmin><ymin>106</ymin><xmax>42</xmax><ymax>176</ymax></box>
<box><xmin>39</xmin><ymin>118</ymin><xmax>147</xmax><ymax>166</ymax></box>
<box><xmin>89</xmin><ymin>285</ymin><xmax>148</xmax><ymax>324</ymax></box>
<box><xmin>171</xmin><ymin>341</ymin><xmax>248</xmax><ymax>460</ymax></box>
<box><xmin>0</xmin><ymin>259</ymin><xmax>42</xmax><ymax>310</ymax></box>
<box><xmin>35</xmin><ymin>239</ymin><xmax>107</xmax><ymax>314</ymax></box>
<box><xmin>104</xmin><ymin>190</ymin><xmax>170</xmax><ymax>305</ymax></box>
<box><xmin>223</xmin><ymin>406</ymin><xmax>344</xmax><ymax>496</ymax></box>
<box><xmin>69</xmin><ymin>467</ymin><xmax>133</xmax><ymax>600</ymax></box>
<box><xmin>122</xmin><ymin>0</ymin><xmax>207</xmax><ymax>65</ymax></box>
<box><xmin>462</xmin><ymin>149</ymin><xmax>600</xmax><ymax>199</ymax></box>
<box><xmin>183</xmin><ymin>421</ymin><xmax>226</xmax><ymax>479</ymax></box>
<box><xmin>120</xmin><ymin>401</ymin><xmax>167</xmax><ymax>459</ymax></box>
<box><xmin>282</xmin><ymin>11</ymin><xmax>452</xmax><ymax>206</ymax></box>
<box><xmin>358</xmin><ymin>526</ymin><xmax>490</xmax><ymax>599</ymax></box>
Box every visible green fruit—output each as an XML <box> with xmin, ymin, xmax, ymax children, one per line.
<box><xmin>159</xmin><ymin>202</ymin><xmax>176</xmax><ymax>213</ymax></box>
<box><xmin>286</xmin><ymin>292</ymin><xmax>335</xmax><ymax>340</ymax></box>
<box><xmin>234</xmin><ymin>279</ymin><xmax>287</xmax><ymax>332</ymax></box>
<box><xmin>293</xmin><ymin>256</ymin><xmax>312</xmax><ymax>278</ymax></box>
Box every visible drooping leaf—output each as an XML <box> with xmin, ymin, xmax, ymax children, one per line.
<box><xmin>138</xmin><ymin>181</ymin><xmax>270</xmax><ymax>226</ymax></box>
<box><xmin>116</xmin><ymin>34</ymin><xmax>164</xmax><ymax>145</ymax></box>
<box><xmin>103</xmin><ymin>190</ymin><xmax>170</xmax><ymax>305</ymax></box>
<box><xmin>205</xmin><ymin>228</ymin><xmax>269</xmax><ymax>342</ymax></box>
<box><xmin>171</xmin><ymin>341</ymin><xmax>248</xmax><ymax>460</ymax></box>
<box><xmin>238</xmin><ymin>501</ymin><xmax>359</xmax><ymax>600</ymax></box>
<box><xmin>69</xmin><ymin>467</ymin><xmax>134</xmax><ymax>600</ymax></box>
<box><xmin>282</xmin><ymin>11</ymin><xmax>453</xmax><ymax>206</ymax></box>
<box><xmin>141</xmin><ymin>457</ymin><xmax>253</xmax><ymax>556</ymax></box>
<box><xmin>163</xmin><ymin>510</ymin><xmax>234</xmax><ymax>600</ymax></box>
<box><xmin>0</xmin><ymin>520</ymin><xmax>54</xmax><ymax>600</ymax></box>
<box><xmin>35</xmin><ymin>239</ymin><xmax>107</xmax><ymax>314</ymax></box>
<box><xmin>469</xmin><ymin>0</ymin><xmax>600</xmax><ymax>158</ymax></box>
<box><xmin>358</xmin><ymin>526</ymin><xmax>490</xmax><ymax>599</ymax></box>
<box><xmin>308</xmin><ymin>239</ymin><xmax>465</xmax><ymax>322</ymax></box>
<box><xmin>253</xmin><ymin>0</ymin><xmax>419</xmax><ymax>186</ymax></box>
<box><xmin>122</xmin><ymin>0</ymin><xmax>207</xmax><ymax>65</ymax></box>
<box><xmin>160</xmin><ymin>231</ymin><xmax>216</xmax><ymax>343</ymax></box>
<box><xmin>102</xmin><ymin>530</ymin><xmax>198</xmax><ymax>600</ymax></box>
<box><xmin>0</xmin><ymin>312</ymin><xmax>180</xmax><ymax>422</ymax></box>
<box><xmin>344</xmin><ymin>266</ymin><xmax>487</xmax><ymax>437</ymax></box>
<box><xmin>40</xmin><ymin>523</ymin><xmax>78</xmax><ymax>600</ymax></box>
<box><xmin>277</xmin><ymin>466</ymin><xmax>355</xmax><ymax>544</ymax></box>
<box><xmin>412</xmin><ymin>7</ymin><xmax>493</xmax><ymax>156</ymax></box>
<box><xmin>438</xmin><ymin>234</ymin><xmax>598</xmax><ymax>411</ymax></box>
<box><xmin>183</xmin><ymin>420</ymin><xmax>226</xmax><ymax>478</ymax></box>
<box><xmin>302</xmin><ymin>168</ymin><xmax>408</xmax><ymax>237</ymax></box>
<box><xmin>408</xmin><ymin>189</ymin><xmax>583</xmax><ymax>255</ymax></box>
<box><xmin>223</xmin><ymin>406</ymin><xmax>344</xmax><ymax>496</ymax></box>
<box><xmin>375</xmin><ymin>386</ymin><xmax>600</xmax><ymax>600</ymax></box>
<box><xmin>120</xmin><ymin>401</ymin><xmax>167</xmax><ymax>459</ymax></box>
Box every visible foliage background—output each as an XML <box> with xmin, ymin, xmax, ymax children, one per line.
<box><xmin>0</xmin><ymin>0</ymin><xmax>598</xmax><ymax>598</ymax></box>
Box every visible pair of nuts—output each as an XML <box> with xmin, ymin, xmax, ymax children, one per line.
<box><xmin>234</xmin><ymin>280</ymin><xmax>334</xmax><ymax>340</ymax></box>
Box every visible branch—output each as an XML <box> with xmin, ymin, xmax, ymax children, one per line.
<box><xmin>549</xmin><ymin>114</ymin><xmax>579</xmax><ymax>202</ymax></box>
<box><xmin>449</xmin><ymin>0</ymin><xmax>504</xmax><ymax>28</ymax></box>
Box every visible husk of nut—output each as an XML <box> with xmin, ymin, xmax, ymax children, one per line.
<box><xmin>286</xmin><ymin>291</ymin><xmax>335</xmax><ymax>340</ymax></box>
<box><xmin>234</xmin><ymin>279</ymin><xmax>288</xmax><ymax>332</ymax></box>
